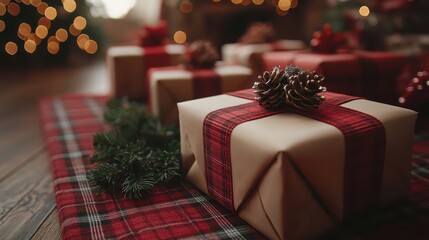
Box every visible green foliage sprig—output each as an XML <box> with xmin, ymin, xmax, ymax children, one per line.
<box><xmin>87</xmin><ymin>98</ymin><xmax>181</xmax><ymax>199</ymax></box>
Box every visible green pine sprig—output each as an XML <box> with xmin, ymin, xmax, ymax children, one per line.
<box><xmin>87</xmin><ymin>98</ymin><xmax>181</xmax><ymax>199</ymax></box>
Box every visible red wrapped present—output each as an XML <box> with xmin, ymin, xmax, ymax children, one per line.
<box><xmin>356</xmin><ymin>50</ymin><xmax>406</xmax><ymax>103</ymax></box>
<box><xmin>261</xmin><ymin>25</ymin><xmax>406</xmax><ymax>102</ymax></box>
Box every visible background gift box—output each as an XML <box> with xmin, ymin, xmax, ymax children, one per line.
<box><xmin>148</xmin><ymin>64</ymin><xmax>252</xmax><ymax>124</ymax></box>
<box><xmin>107</xmin><ymin>44</ymin><xmax>186</xmax><ymax>102</ymax></box>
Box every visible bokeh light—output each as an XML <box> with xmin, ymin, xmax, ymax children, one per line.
<box><xmin>5</xmin><ymin>42</ymin><xmax>18</xmax><ymax>55</ymax></box>
<box><xmin>173</xmin><ymin>30</ymin><xmax>186</xmax><ymax>44</ymax></box>
<box><xmin>44</xmin><ymin>6</ymin><xmax>57</xmax><ymax>20</ymax></box>
<box><xmin>73</xmin><ymin>16</ymin><xmax>87</xmax><ymax>31</ymax></box>
<box><xmin>7</xmin><ymin>2</ymin><xmax>20</xmax><ymax>16</ymax></box>
<box><xmin>24</xmin><ymin>39</ymin><xmax>37</xmax><ymax>53</ymax></box>
<box><xmin>55</xmin><ymin>28</ymin><xmax>68</xmax><ymax>42</ymax></box>
<box><xmin>0</xmin><ymin>20</ymin><xmax>5</xmax><ymax>32</ymax></box>
<box><xmin>278</xmin><ymin>0</ymin><xmax>290</xmax><ymax>11</ymax></box>
<box><xmin>359</xmin><ymin>5</ymin><xmax>370</xmax><ymax>17</ymax></box>
<box><xmin>38</xmin><ymin>17</ymin><xmax>51</xmax><ymax>29</ymax></box>
<box><xmin>35</xmin><ymin>25</ymin><xmax>48</xmax><ymax>39</ymax></box>
<box><xmin>0</xmin><ymin>4</ymin><xmax>6</xmax><ymax>16</ymax></box>
<box><xmin>63</xmin><ymin>0</ymin><xmax>76</xmax><ymax>13</ymax></box>
<box><xmin>84</xmin><ymin>40</ymin><xmax>97</xmax><ymax>54</ymax></box>
<box><xmin>36</xmin><ymin>2</ymin><xmax>48</xmax><ymax>14</ymax></box>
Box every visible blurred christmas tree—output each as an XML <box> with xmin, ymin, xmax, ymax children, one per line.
<box><xmin>0</xmin><ymin>0</ymin><xmax>103</xmax><ymax>67</ymax></box>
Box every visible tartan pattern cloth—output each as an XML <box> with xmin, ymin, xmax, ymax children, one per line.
<box><xmin>203</xmin><ymin>90</ymin><xmax>385</xmax><ymax>217</ymax></box>
<box><xmin>39</xmin><ymin>95</ymin><xmax>266</xmax><ymax>240</ymax></box>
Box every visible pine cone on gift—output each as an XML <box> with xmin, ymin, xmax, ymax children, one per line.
<box><xmin>186</xmin><ymin>40</ymin><xmax>219</xmax><ymax>69</ymax></box>
<box><xmin>284</xmin><ymin>65</ymin><xmax>303</xmax><ymax>76</ymax></box>
<box><xmin>253</xmin><ymin>66</ymin><xmax>287</xmax><ymax>108</ymax></box>
<box><xmin>284</xmin><ymin>70</ymin><xmax>327</xmax><ymax>110</ymax></box>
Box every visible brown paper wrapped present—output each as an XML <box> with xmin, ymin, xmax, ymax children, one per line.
<box><xmin>107</xmin><ymin>44</ymin><xmax>185</xmax><ymax>101</ymax></box>
<box><xmin>148</xmin><ymin>64</ymin><xmax>252</xmax><ymax>124</ymax></box>
<box><xmin>178</xmin><ymin>90</ymin><xmax>417</xmax><ymax>239</ymax></box>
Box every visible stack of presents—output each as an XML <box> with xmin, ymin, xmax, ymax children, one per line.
<box><xmin>106</xmin><ymin>21</ymin><xmax>428</xmax><ymax>239</ymax></box>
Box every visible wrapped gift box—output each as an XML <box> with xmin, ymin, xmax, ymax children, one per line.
<box><xmin>355</xmin><ymin>51</ymin><xmax>406</xmax><ymax>103</ymax></box>
<box><xmin>148</xmin><ymin>64</ymin><xmax>252</xmax><ymax>124</ymax></box>
<box><xmin>107</xmin><ymin>44</ymin><xmax>186</xmax><ymax>101</ymax></box>
<box><xmin>178</xmin><ymin>90</ymin><xmax>417</xmax><ymax>239</ymax></box>
<box><xmin>221</xmin><ymin>40</ymin><xmax>306</xmax><ymax>67</ymax></box>
<box><xmin>261</xmin><ymin>51</ymin><xmax>406</xmax><ymax>102</ymax></box>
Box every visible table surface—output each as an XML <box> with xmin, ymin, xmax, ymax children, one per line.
<box><xmin>0</xmin><ymin>59</ymin><xmax>110</xmax><ymax>239</ymax></box>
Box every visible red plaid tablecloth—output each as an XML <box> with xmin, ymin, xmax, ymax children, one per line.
<box><xmin>39</xmin><ymin>95</ymin><xmax>266</xmax><ymax>240</ymax></box>
<box><xmin>39</xmin><ymin>95</ymin><xmax>429</xmax><ymax>240</ymax></box>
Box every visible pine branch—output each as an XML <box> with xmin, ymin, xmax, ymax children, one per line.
<box><xmin>87</xmin><ymin>98</ymin><xmax>181</xmax><ymax>199</ymax></box>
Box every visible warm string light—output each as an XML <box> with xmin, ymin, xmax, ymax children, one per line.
<box><xmin>359</xmin><ymin>5</ymin><xmax>370</xmax><ymax>17</ymax></box>
<box><xmin>200</xmin><ymin>0</ymin><xmax>298</xmax><ymax>15</ymax></box>
<box><xmin>173</xmin><ymin>30</ymin><xmax>186</xmax><ymax>44</ymax></box>
<box><xmin>1</xmin><ymin>0</ymin><xmax>98</xmax><ymax>55</ymax></box>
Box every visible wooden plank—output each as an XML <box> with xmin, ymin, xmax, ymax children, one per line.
<box><xmin>31</xmin><ymin>208</ymin><xmax>61</xmax><ymax>240</ymax></box>
<box><xmin>0</xmin><ymin>174</ymin><xmax>56</xmax><ymax>239</ymax></box>
<box><xmin>0</xmin><ymin>151</ymin><xmax>52</xmax><ymax>223</ymax></box>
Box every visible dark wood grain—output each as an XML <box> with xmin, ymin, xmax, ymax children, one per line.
<box><xmin>0</xmin><ymin>58</ymin><xmax>109</xmax><ymax>239</ymax></box>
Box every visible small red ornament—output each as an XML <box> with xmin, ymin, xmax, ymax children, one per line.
<box><xmin>137</xmin><ymin>21</ymin><xmax>168</xmax><ymax>47</ymax></box>
<box><xmin>398</xmin><ymin>71</ymin><xmax>429</xmax><ymax>109</ymax></box>
<box><xmin>310</xmin><ymin>24</ymin><xmax>347</xmax><ymax>53</ymax></box>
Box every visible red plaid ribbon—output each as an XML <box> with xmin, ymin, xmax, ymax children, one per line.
<box><xmin>192</xmin><ymin>69</ymin><xmax>221</xmax><ymax>98</ymax></box>
<box><xmin>39</xmin><ymin>95</ymin><xmax>266</xmax><ymax>239</ymax></box>
<box><xmin>203</xmin><ymin>89</ymin><xmax>386</xmax><ymax>218</ymax></box>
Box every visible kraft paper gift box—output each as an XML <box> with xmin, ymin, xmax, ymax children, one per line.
<box><xmin>178</xmin><ymin>90</ymin><xmax>417</xmax><ymax>239</ymax></box>
<box><xmin>107</xmin><ymin>44</ymin><xmax>186</xmax><ymax>101</ymax></box>
<box><xmin>148</xmin><ymin>64</ymin><xmax>252</xmax><ymax>124</ymax></box>
<box><xmin>221</xmin><ymin>40</ymin><xmax>306</xmax><ymax>67</ymax></box>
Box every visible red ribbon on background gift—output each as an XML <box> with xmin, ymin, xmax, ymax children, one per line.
<box><xmin>311</xmin><ymin>24</ymin><xmax>347</xmax><ymax>53</ymax></box>
<box><xmin>203</xmin><ymin>89</ymin><xmax>386</xmax><ymax>219</ymax></box>
<box><xmin>136</xmin><ymin>21</ymin><xmax>168</xmax><ymax>47</ymax></box>
<box><xmin>137</xmin><ymin>21</ymin><xmax>172</xmax><ymax>102</ymax></box>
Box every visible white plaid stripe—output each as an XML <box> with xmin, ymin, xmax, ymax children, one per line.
<box><xmin>183</xmin><ymin>184</ymin><xmax>247</xmax><ymax>240</ymax></box>
<box><xmin>52</xmin><ymin>99</ymin><xmax>106</xmax><ymax>240</ymax></box>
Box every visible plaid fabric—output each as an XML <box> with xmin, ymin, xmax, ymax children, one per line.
<box><xmin>39</xmin><ymin>95</ymin><xmax>266</xmax><ymax>240</ymax></box>
<box><xmin>203</xmin><ymin>90</ymin><xmax>385</xmax><ymax>217</ymax></box>
<box><xmin>193</xmin><ymin>69</ymin><xmax>221</xmax><ymax>99</ymax></box>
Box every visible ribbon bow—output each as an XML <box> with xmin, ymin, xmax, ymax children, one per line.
<box><xmin>310</xmin><ymin>24</ymin><xmax>346</xmax><ymax>53</ymax></box>
<box><xmin>137</xmin><ymin>21</ymin><xmax>168</xmax><ymax>47</ymax></box>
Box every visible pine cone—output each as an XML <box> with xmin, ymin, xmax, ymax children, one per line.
<box><xmin>186</xmin><ymin>40</ymin><xmax>219</xmax><ymax>69</ymax></box>
<box><xmin>284</xmin><ymin>65</ymin><xmax>303</xmax><ymax>76</ymax></box>
<box><xmin>284</xmin><ymin>70</ymin><xmax>326</xmax><ymax>110</ymax></box>
<box><xmin>253</xmin><ymin>66</ymin><xmax>287</xmax><ymax>108</ymax></box>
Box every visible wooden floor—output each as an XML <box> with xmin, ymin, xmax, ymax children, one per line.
<box><xmin>0</xmin><ymin>59</ymin><xmax>110</xmax><ymax>239</ymax></box>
